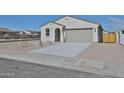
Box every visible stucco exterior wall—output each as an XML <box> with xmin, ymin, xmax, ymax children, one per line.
<box><xmin>120</xmin><ymin>31</ymin><xmax>124</xmax><ymax>45</ymax></box>
<box><xmin>98</xmin><ymin>26</ymin><xmax>103</xmax><ymax>42</ymax></box>
<box><xmin>115</xmin><ymin>32</ymin><xmax>119</xmax><ymax>43</ymax></box>
<box><xmin>40</xmin><ymin>23</ymin><xmax>64</xmax><ymax>42</ymax></box>
<box><xmin>56</xmin><ymin>16</ymin><xmax>101</xmax><ymax>42</ymax></box>
<box><xmin>92</xmin><ymin>28</ymin><xmax>98</xmax><ymax>42</ymax></box>
<box><xmin>40</xmin><ymin>16</ymin><xmax>103</xmax><ymax>43</ymax></box>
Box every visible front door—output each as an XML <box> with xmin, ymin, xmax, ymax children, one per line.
<box><xmin>55</xmin><ymin>28</ymin><xmax>60</xmax><ymax>42</ymax></box>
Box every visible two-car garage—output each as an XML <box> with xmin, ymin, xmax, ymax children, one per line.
<box><xmin>65</xmin><ymin>29</ymin><xmax>93</xmax><ymax>43</ymax></box>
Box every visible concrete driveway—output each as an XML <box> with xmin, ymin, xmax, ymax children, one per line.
<box><xmin>32</xmin><ymin>43</ymin><xmax>91</xmax><ymax>57</ymax></box>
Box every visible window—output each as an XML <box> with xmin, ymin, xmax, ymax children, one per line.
<box><xmin>122</xmin><ymin>31</ymin><xmax>124</xmax><ymax>34</ymax></box>
<box><xmin>46</xmin><ymin>28</ymin><xmax>50</xmax><ymax>36</ymax></box>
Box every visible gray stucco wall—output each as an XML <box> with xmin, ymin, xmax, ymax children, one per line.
<box><xmin>98</xmin><ymin>26</ymin><xmax>103</xmax><ymax>42</ymax></box>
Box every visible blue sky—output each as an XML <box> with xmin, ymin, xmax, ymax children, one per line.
<box><xmin>0</xmin><ymin>15</ymin><xmax>124</xmax><ymax>32</ymax></box>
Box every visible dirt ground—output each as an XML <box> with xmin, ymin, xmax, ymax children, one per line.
<box><xmin>0</xmin><ymin>40</ymin><xmax>52</xmax><ymax>53</ymax></box>
<box><xmin>80</xmin><ymin>43</ymin><xmax>124</xmax><ymax>63</ymax></box>
<box><xmin>0</xmin><ymin>41</ymin><xmax>124</xmax><ymax>63</ymax></box>
<box><xmin>0</xmin><ymin>42</ymin><xmax>124</xmax><ymax>77</ymax></box>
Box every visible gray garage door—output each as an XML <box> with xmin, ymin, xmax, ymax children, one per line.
<box><xmin>65</xmin><ymin>29</ymin><xmax>93</xmax><ymax>43</ymax></box>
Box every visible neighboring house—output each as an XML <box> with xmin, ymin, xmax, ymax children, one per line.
<box><xmin>0</xmin><ymin>28</ymin><xmax>20</xmax><ymax>39</ymax></box>
<box><xmin>0</xmin><ymin>27</ymin><xmax>11</xmax><ymax>32</ymax></box>
<box><xmin>117</xmin><ymin>30</ymin><xmax>124</xmax><ymax>45</ymax></box>
<box><xmin>0</xmin><ymin>27</ymin><xmax>40</xmax><ymax>40</ymax></box>
<box><xmin>40</xmin><ymin>16</ymin><xmax>103</xmax><ymax>43</ymax></box>
<box><xmin>18</xmin><ymin>30</ymin><xmax>40</xmax><ymax>39</ymax></box>
<box><xmin>0</xmin><ymin>27</ymin><xmax>11</xmax><ymax>39</ymax></box>
<box><xmin>26</xmin><ymin>30</ymin><xmax>40</xmax><ymax>38</ymax></box>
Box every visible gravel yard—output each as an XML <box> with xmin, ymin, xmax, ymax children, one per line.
<box><xmin>79</xmin><ymin>43</ymin><xmax>124</xmax><ymax>63</ymax></box>
<box><xmin>0</xmin><ymin>40</ymin><xmax>53</xmax><ymax>53</ymax></box>
<box><xmin>0</xmin><ymin>42</ymin><xmax>124</xmax><ymax>77</ymax></box>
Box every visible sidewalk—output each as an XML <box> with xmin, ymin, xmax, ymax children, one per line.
<box><xmin>0</xmin><ymin>52</ymin><xmax>123</xmax><ymax>77</ymax></box>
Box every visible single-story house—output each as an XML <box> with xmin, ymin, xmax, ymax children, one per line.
<box><xmin>40</xmin><ymin>16</ymin><xmax>103</xmax><ymax>43</ymax></box>
<box><xmin>18</xmin><ymin>30</ymin><xmax>40</xmax><ymax>39</ymax></box>
<box><xmin>0</xmin><ymin>27</ymin><xmax>11</xmax><ymax>39</ymax></box>
<box><xmin>0</xmin><ymin>27</ymin><xmax>19</xmax><ymax>39</ymax></box>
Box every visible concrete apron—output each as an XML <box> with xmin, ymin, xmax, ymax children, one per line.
<box><xmin>0</xmin><ymin>52</ymin><xmax>122</xmax><ymax>77</ymax></box>
<box><xmin>32</xmin><ymin>43</ymin><xmax>91</xmax><ymax>57</ymax></box>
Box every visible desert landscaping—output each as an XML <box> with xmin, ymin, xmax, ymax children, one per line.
<box><xmin>0</xmin><ymin>40</ymin><xmax>123</xmax><ymax>77</ymax></box>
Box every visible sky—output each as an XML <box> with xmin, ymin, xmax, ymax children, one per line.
<box><xmin>0</xmin><ymin>15</ymin><xmax>124</xmax><ymax>32</ymax></box>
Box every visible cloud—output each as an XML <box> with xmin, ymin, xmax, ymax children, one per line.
<box><xmin>107</xmin><ymin>16</ymin><xmax>124</xmax><ymax>31</ymax></box>
<box><xmin>108</xmin><ymin>17</ymin><xmax>124</xmax><ymax>23</ymax></box>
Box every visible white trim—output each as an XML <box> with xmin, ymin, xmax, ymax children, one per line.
<box><xmin>92</xmin><ymin>28</ymin><xmax>98</xmax><ymax>42</ymax></box>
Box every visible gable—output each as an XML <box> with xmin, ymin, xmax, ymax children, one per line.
<box><xmin>55</xmin><ymin>16</ymin><xmax>100</xmax><ymax>29</ymax></box>
<box><xmin>40</xmin><ymin>22</ymin><xmax>64</xmax><ymax>29</ymax></box>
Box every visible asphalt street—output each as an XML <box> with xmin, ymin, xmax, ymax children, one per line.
<box><xmin>0</xmin><ymin>58</ymin><xmax>106</xmax><ymax>78</ymax></box>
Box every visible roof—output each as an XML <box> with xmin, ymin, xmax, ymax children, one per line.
<box><xmin>0</xmin><ymin>27</ymin><xmax>12</xmax><ymax>32</ymax></box>
<box><xmin>51</xmin><ymin>22</ymin><xmax>65</xmax><ymax>27</ymax></box>
<box><xmin>55</xmin><ymin>16</ymin><xmax>101</xmax><ymax>25</ymax></box>
<box><xmin>115</xmin><ymin>29</ymin><xmax>124</xmax><ymax>32</ymax></box>
<box><xmin>103</xmin><ymin>31</ymin><xmax>116</xmax><ymax>33</ymax></box>
<box><xmin>25</xmin><ymin>29</ymin><xmax>40</xmax><ymax>32</ymax></box>
<box><xmin>40</xmin><ymin>16</ymin><xmax>103</xmax><ymax>29</ymax></box>
<box><xmin>40</xmin><ymin>21</ymin><xmax>65</xmax><ymax>27</ymax></box>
